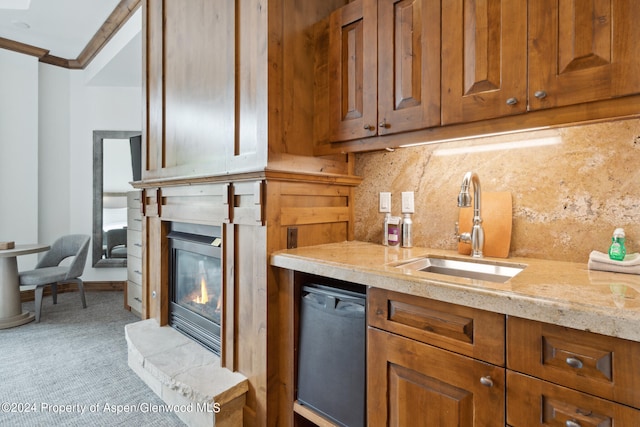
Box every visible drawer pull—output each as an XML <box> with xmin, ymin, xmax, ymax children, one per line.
<box><xmin>134</xmin><ymin>270</ymin><xmax>142</xmax><ymax>275</ymax></box>
<box><xmin>134</xmin><ymin>243</ymin><xmax>143</xmax><ymax>247</ymax></box>
<box><xmin>566</xmin><ymin>357</ymin><xmax>584</xmax><ymax>369</ymax></box>
<box><xmin>134</xmin><ymin>297</ymin><xmax>142</xmax><ymax>303</ymax></box>
<box><xmin>566</xmin><ymin>421</ymin><xmax>581</xmax><ymax>427</ymax></box>
<box><xmin>534</xmin><ymin>90</ymin><xmax>547</xmax><ymax>99</ymax></box>
<box><xmin>479</xmin><ymin>376</ymin><xmax>493</xmax><ymax>387</ymax></box>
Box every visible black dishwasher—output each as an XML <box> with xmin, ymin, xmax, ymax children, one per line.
<box><xmin>297</xmin><ymin>283</ymin><xmax>366</xmax><ymax>427</ymax></box>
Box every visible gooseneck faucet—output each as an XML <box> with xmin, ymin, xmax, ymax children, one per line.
<box><xmin>457</xmin><ymin>171</ymin><xmax>484</xmax><ymax>258</ymax></box>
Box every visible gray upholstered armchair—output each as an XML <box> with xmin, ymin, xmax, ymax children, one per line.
<box><xmin>105</xmin><ymin>228</ymin><xmax>127</xmax><ymax>258</ymax></box>
<box><xmin>19</xmin><ymin>234</ymin><xmax>90</xmax><ymax>322</ymax></box>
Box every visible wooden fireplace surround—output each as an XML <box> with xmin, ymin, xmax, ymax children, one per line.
<box><xmin>134</xmin><ymin>170</ymin><xmax>360</xmax><ymax>424</ymax></box>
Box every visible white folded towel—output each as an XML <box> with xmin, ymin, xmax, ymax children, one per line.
<box><xmin>588</xmin><ymin>250</ymin><xmax>640</xmax><ymax>275</ymax></box>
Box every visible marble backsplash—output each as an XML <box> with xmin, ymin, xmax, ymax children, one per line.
<box><xmin>354</xmin><ymin>118</ymin><xmax>640</xmax><ymax>263</ymax></box>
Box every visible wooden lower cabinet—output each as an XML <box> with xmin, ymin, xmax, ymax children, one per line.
<box><xmin>368</xmin><ymin>327</ymin><xmax>505</xmax><ymax>426</ymax></box>
<box><xmin>506</xmin><ymin>316</ymin><xmax>640</xmax><ymax>427</ymax></box>
<box><xmin>507</xmin><ymin>316</ymin><xmax>640</xmax><ymax>409</ymax></box>
<box><xmin>295</xmin><ymin>285</ymin><xmax>640</xmax><ymax>426</ymax></box>
<box><xmin>507</xmin><ymin>371</ymin><xmax>640</xmax><ymax>426</ymax></box>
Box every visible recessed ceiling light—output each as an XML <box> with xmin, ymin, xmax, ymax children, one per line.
<box><xmin>0</xmin><ymin>0</ymin><xmax>31</xmax><ymax>9</ymax></box>
<box><xmin>11</xmin><ymin>19</ymin><xmax>30</xmax><ymax>29</ymax></box>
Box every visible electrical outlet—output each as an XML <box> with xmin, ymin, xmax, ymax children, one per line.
<box><xmin>379</xmin><ymin>192</ymin><xmax>391</xmax><ymax>213</ymax></box>
<box><xmin>402</xmin><ymin>192</ymin><xmax>415</xmax><ymax>214</ymax></box>
<box><xmin>287</xmin><ymin>227</ymin><xmax>298</xmax><ymax>249</ymax></box>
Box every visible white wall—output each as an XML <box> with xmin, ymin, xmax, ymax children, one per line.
<box><xmin>69</xmin><ymin>8</ymin><xmax>142</xmax><ymax>280</ymax></box>
<box><xmin>1</xmin><ymin>10</ymin><xmax>142</xmax><ymax>280</ymax></box>
<box><xmin>38</xmin><ymin>63</ymin><xmax>71</xmax><ymax>253</ymax></box>
<box><xmin>0</xmin><ymin>50</ymin><xmax>40</xmax><ymax>270</ymax></box>
<box><xmin>68</xmin><ymin>78</ymin><xmax>141</xmax><ymax>281</ymax></box>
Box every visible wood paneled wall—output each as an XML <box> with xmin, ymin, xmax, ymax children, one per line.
<box><xmin>140</xmin><ymin>1</ymin><xmax>357</xmax><ymax>425</ymax></box>
<box><xmin>265</xmin><ymin>175</ymin><xmax>360</xmax><ymax>426</ymax></box>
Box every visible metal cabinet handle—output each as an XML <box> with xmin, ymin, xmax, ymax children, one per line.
<box><xmin>479</xmin><ymin>376</ymin><xmax>494</xmax><ymax>387</ymax></box>
<box><xmin>379</xmin><ymin>120</ymin><xmax>390</xmax><ymax>129</ymax></box>
<box><xmin>363</xmin><ymin>124</ymin><xmax>375</xmax><ymax>131</ymax></box>
<box><xmin>534</xmin><ymin>90</ymin><xmax>547</xmax><ymax>99</ymax></box>
<box><xmin>566</xmin><ymin>357</ymin><xmax>584</xmax><ymax>369</ymax></box>
<box><xmin>506</xmin><ymin>97</ymin><xmax>518</xmax><ymax>105</ymax></box>
<box><xmin>566</xmin><ymin>420</ymin><xmax>581</xmax><ymax>427</ymax></box>
<box><xmin>134</xmin><ymin>243</ymin><xmax>143</xmax><ymax>247</ymax></box>
<box><xmin>134</xmin><ymin>297</ymin><xmax>142</xmax><ymax>303</ymax></box>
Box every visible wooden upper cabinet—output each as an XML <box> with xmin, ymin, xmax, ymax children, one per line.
<box><xmin>319</xmin><ymin>0</ymin><xmax>640</xmax><ymax>153</ymax></box>
<box><xmin>377</xmin><ymin>0</ymin><xmax>441</xmax><ymax>135</ymax></box>
<box><xmin>328</xmin><ymin>0</ymin><xmax>440</xmax><ymax>142</ymax></box>
<box><xmin>528</xmin><ymin>0</ymin><xmax>640</xmax><ymax>110</ymax></box>
<box><xmin>329</xmin><ymin>0</ymin><xmax>377</xmax><ymax>142</ymax></box>
<box><xmin>441</xmin><ymin>0</ymin><xmax>527</xmax><ymax>125</ymax></box>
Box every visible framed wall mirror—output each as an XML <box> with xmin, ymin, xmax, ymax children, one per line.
<box><xmin>92</xmin><ymin>130</ymin><xmax>142</xmax><ymax>267</ymax></box>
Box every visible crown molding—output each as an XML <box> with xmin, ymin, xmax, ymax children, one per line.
<box><xmin>0</xmin><ymin>0</ymin><xmax>140</xmax><ymax>69</ymax></box>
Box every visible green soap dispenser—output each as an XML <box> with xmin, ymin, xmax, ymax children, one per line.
<box><xmin>608</xmin><ymin>228</ymin><xmax>626</xmax><ymax>261</ymax></box>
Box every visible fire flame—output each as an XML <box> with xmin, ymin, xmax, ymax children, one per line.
<box><xmin>194</xmin><ymin>276</ymin><xmax>209</xmax><ymax>304</ymax></box>
<box><xmin>216</xmin><ymin>293</ymin><xmax>222</xmax><ymax>312</ymax></box>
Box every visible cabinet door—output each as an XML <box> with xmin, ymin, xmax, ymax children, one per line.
<box><xmin>507</xmin><ymin>371</ymin><xmax>640</xmax><ymax>426</ymax></box>
<box><xmin>144</xmin><ymin>0</ymin><xmax>235</xmax><ymax>179</ymax></box>
<box><xmin>528</xmin><ymin>0</ymin><xmax>640</xmax><ymax>110</ymax></box>
<box><xmin>441</xmin><ymin>0</ymin><xmax>527</xmax><ymax>124</ymax></box>
<box><xmin>368</xmin><ymin>328</ymin><xmax>505</xmax><ymax>427</ymax></box>
<box><xmin>377</xmin><ymin>0</ymin><xmax>441</xmax><ymax>135</ymax></box>
<box><xmin>328</xmin><ymin>0</ymin><xmax>378</xmax><ymax>142</ymax></box>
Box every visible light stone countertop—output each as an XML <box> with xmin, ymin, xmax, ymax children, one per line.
<box><xmin>270</xmin><ymin>241</ymin><xmax>640</xmax><ymax>342</ymax></box>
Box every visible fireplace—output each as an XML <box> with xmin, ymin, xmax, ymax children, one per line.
<box><xmin>168</xmin><ymin>222</ymin><xmax>222</xmax><ymax>356</ymax></box>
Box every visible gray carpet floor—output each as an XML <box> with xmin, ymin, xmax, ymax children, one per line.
<box><xmin>0</xmin><ymin>291</ymin><xmax>185</xmax><ymax>426</ymax></box>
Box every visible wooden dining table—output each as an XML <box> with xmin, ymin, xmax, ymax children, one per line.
<box><xmin>0</xmin><ymin>243</ymin><xmax>50</xmax><ymax>329</ymax></box>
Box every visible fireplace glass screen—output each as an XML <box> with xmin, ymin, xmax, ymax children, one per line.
<box><xmin>168</xmin><ymin>223</ymin><xmax>222</xmax><ymax>355</ymax></box>
<box><xmin>174</xmin><ymin>249</ymin><xmax>221</xmax><ymax>326</ymax></box>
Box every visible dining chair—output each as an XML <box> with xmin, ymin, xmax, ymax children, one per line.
<box><xmin>19</xmin><ymin>234</ymin><xmax>91</xmax><ymax>322</ymax></box>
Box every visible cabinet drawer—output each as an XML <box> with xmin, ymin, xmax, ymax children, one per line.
<box><xmin>507</xmin><ymin>371</ymin><xmax>640</xmax><ymax>426</ymax></box>
<box><xmin>127</xmin><ymin>190</ymin><xmax>141</xmax><ymax>206</ymax></box>
<box><xmin>507</xmin><ymin>316</ymin><xmax>640</xmax><ymax>409</ymax></box>
<box><xmin>127</xmin><ymin>281</ymin><xmax>142</xmax><ymax>313</ymax></box>
<box><xmin>127</xmin><ymin>208</ymin><xmax>142</xmax><ymax>231</ymax></box>
<box><xmin>127</xmin><ymin>229</ymin><xmax>142</xmax><ymax>258</ymax></box>
<box><xmin>127</xmin><ymin>255</ymin><xmax>142</xmax><ymax>285</ymax></box>
<box><xmin>369</xmin><ymin>288</ymin><xmax>505</xmax><ymax>365</ymax></box>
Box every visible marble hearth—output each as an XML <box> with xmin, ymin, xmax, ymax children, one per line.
<box><xmin>125</xmin><ymin>319</ymin><xmax>248</xmax><ymax>427</ymax></box>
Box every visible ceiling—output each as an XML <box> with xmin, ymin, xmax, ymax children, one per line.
<box><xmin>0</xmin><ymin>0</ymin><xmax>141</xmax><ymax>86</ymax></box>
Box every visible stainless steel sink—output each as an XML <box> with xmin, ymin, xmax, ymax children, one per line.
<box><xmin>394</xmin><ymin>257</ymin><xmax>525</xmax><ymax>283</ymax></box>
